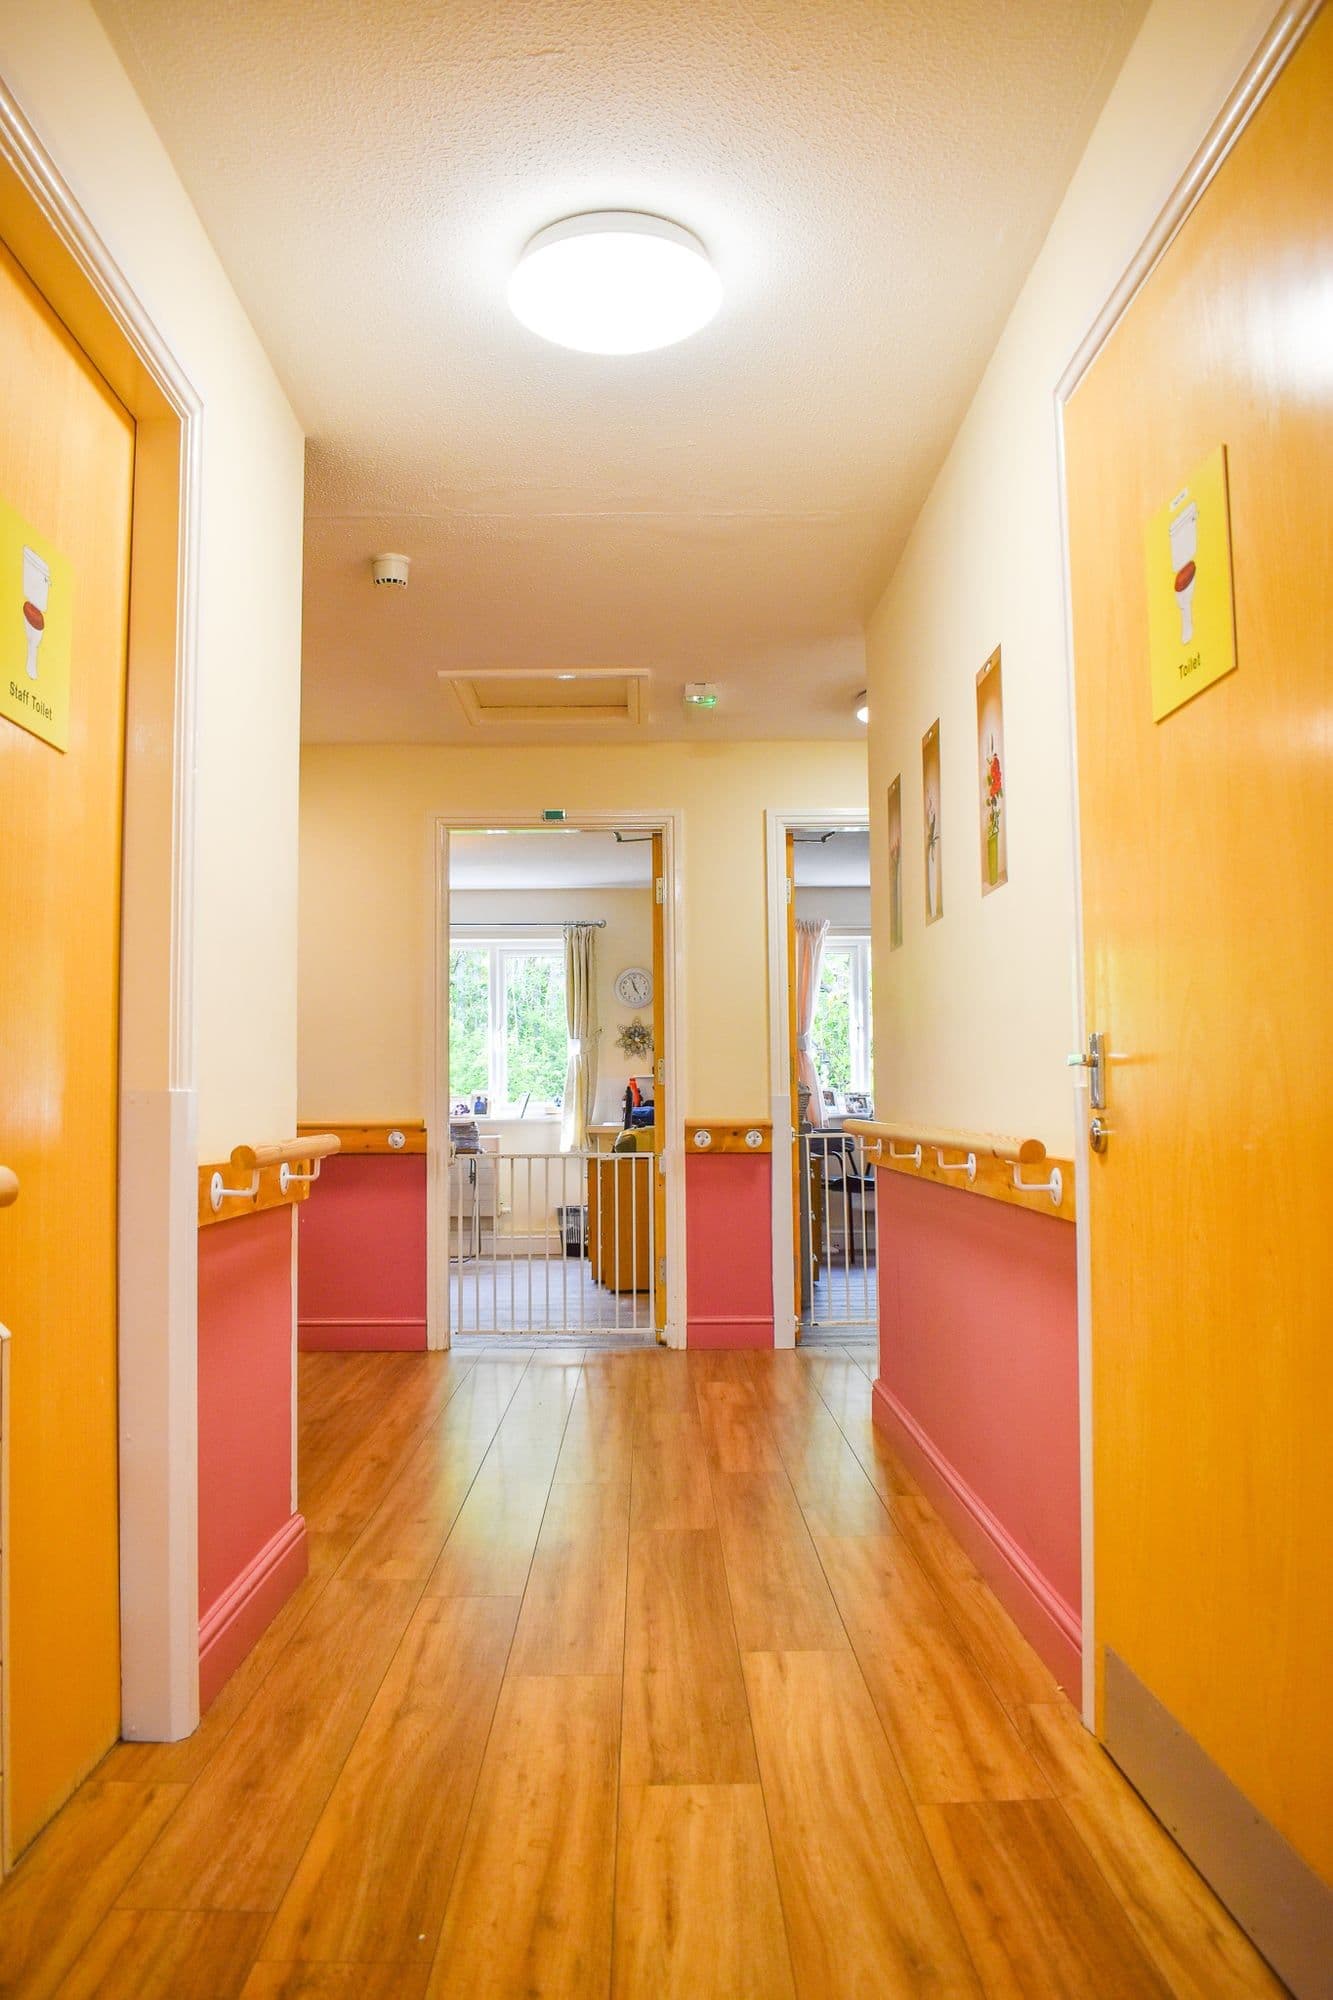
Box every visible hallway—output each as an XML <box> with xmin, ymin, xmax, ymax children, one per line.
<box><xmin>0</xmin><ymin>1346</ymin><xmax>1279</xmax><ymax>1997</ymax></box>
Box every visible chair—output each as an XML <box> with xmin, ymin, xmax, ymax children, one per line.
<box><xmin>809</xmin><ymin>1132</ymin><xmax>874</xmax><ymax>1263</ymax></box>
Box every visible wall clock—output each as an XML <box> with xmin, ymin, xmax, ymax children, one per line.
<box><xmin>614</xmin><ymin>966</ymin><xmax>653</xmax><ymax>1008</ymax></box>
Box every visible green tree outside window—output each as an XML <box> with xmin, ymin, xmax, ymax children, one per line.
<box><xmin>449</xmin><ymin>941</ymin><xmax>568</xmax><ymax>1108</ymax></box>
<box><xmin>449</xmin><ymin>947</ymin><xmax>490</xmax><ymax>1099</ymax></box>
<box><xmin>812</xmin><ymin>948</ymin><xmax>853</xmax><ymax>1093</ymax></box>
<box><xmin>504</xmin><ymin>952</ymin><xmax>567</xmax><ymax>1103</ymax></box>
<box><xmin>810</xmin><ymin>939</ymin><xmax>872</xmax><ymax>1100</ymax></box>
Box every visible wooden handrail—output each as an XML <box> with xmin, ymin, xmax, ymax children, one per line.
<box><xmin>0</xmin><ymin>1165</ymin><xmax>18</xmax><ymax>1208</ymax></box>
<box><xmin>843</xmin><ymin>1118</ymin><xmax>1046</xmax><ymax>1166</ymax></box>
<box><xmin>231</xmin><ymin>1133</ymin><xmax>340</xmax><ymax>1171</ymax></box>
<box><xmin>298</xmin><ymin>1121</ymin><xmax>425</xmax><ymax>1154</ymax></box>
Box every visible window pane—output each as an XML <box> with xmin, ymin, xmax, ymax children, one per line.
<box><xmin>448</xmin><ymin>947</ymin><xmax>490</xmax><ymax>1100</ymax></box>
<box><xmin>812</xmin><ymin>948</ymin><xmax>853</xmax><ymax>1094</ymax></box>
<box><xmin>862</xmin><ymin>947</ymin><xmax>874</xmax><ymax>1089</ymax></box>
<box><xmin>504</xmin><ymin>952</ymin><xmax>567</xmax><ymax>1104</ymax></box>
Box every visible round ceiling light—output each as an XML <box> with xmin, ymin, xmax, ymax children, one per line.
<box><xmin>855</xmin><ymin>690</ymin><xmax>869</xmax><ymax>724</ymax></box>
<box><xmin>508</xmin><ymin>212</ymin><xmax>722</xmax><ymax>355</ymax></box>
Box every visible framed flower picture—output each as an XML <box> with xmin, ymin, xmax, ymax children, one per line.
<box><xmin>922</xmin><ymin>721</ymin><xmax>942</xmax><ymax>924</ymax></box>
<box><xmin>887</xmin><ymin>775</ymin><xmax>903</xmax><ymax>950</ymax></box>
<box><xmin>976</xmin><ymin>646</ymin><xmax>1007</xmax><ymax>894</ymax></box>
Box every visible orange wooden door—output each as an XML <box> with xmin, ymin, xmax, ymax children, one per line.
<box><xmin>1064</xmin><ymin>13</ymin><xmax>1331</xmax><ymax>1884</ymax></box>
<box><xmin>651</xmin><ymin>831</ymin><xmax>667</xmax><ymax>1338</ymax></box>
<box><xmin>786</xmin><ymin>831</ymin><xmax>801</xmax><ymax>1332</ymax></box>
<box><xmin>0</xmin><ymin>240</ymin><xmax>134</xmax><ymax>1854</ymax></box>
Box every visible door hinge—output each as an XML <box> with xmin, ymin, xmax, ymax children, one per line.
<box><xmin>658</xmin><ymin>1256</ymin><xmax>666</xmax><ymax>1284</ymax></box>
<box><xmin>656</xmin><ymin>1151</ymin><xmax>666</xmax><ymax>1176</ymax></box>
<box><xmin>655</xmin><ymin>1058</ymin><xmax>665</xmax><ymax>1085</ymax></box>
<box><xmin>655</xmin><ymin>876</ymin><xmax>666</xmax><ymax>905</ymax></box>
<box><xmin>785</xmin><ymin>877</ymin><xmax>793</xmax><ymax>904</ymax></box>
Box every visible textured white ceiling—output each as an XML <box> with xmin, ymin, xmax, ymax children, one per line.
<box><xmin>95</xmin><ymin>0</ymin><xmax>1143</xmax><ymax>744</ymax></box>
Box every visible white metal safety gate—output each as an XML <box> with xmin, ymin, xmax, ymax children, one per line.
<box><xmin>448</xmin><ymin>1145</ymin><xmax>659</xmax><ymax>1337</ymax></box>
<box><xmin>797</xmin><ymin>1129</ymin><xmax>878</xmax><ymax>1329</ymax></box>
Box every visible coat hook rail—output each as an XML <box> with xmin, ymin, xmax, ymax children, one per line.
<box><xmin>844</xmin><ymin>1118</ymin><xmax>1045</xmax><ymax>1166</ymax></box>
<box><xmin>211</xmin><ymin>1133</ymin><xmax>340</xmax><ymax>1212</ymax></box>
<box><xmin>842</xmin><ymin>1120</ymin><xmax>1069</xmax><ymax>1216</ymax></box>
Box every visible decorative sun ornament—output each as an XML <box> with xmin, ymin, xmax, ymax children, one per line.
<box><xmin>615</xmin><ymin>1018</ymin><xmax>654</xmax><ymax>1060</ymax></box>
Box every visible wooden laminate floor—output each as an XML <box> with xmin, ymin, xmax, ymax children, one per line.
<box><xmin>0</xmin><ymin>1345</ymin><xmax>1284</xmax><ymax>1998</ymax></box>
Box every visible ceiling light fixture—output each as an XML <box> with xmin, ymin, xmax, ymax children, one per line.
<box><xmin>508</xmin><ymin>212</ymin><xmax>722</xmax><ymax>355</ymax></box>
<box><xmin>854</xmin><ymin>690</ymin><xmax>869</xmax><ymax>724</ymax></box>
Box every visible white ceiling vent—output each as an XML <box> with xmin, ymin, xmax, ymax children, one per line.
<box><xmin>440</xmin><ymin>667</ymin><xmax>647</xmax><ymax>729</ymax></box>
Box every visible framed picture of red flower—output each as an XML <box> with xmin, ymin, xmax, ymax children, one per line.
<box><xmin>976</xmin><ymin>645</ymin><xmax>1007</xmax><ymax>894</ymax></box>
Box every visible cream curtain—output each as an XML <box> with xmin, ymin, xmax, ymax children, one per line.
<box><xmin>560</xmin><ymin>922</ymin><xmax>599</xmax><ymax>1151</ymax></box>
<box><xmin>795</xmin><ymin>917</ymin><xmax>829</xmax><ymax>1129</ymax></box>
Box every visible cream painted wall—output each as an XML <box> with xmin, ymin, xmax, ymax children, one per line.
<box><xmin>864</xmin><ymin>0</ymin><xmax>1276</xmax><ymax>1155</ymax></box>
<box><xmin>299</xmin><ymin>742</ymin><xmax>867</xmax><ymax>1122</ymax></box>
<box><xmin>1</xmin><ymin>0</ymin><xmax>305</xmax><ymax>1158</ymax></box>
<box><xmin>446</xmin><ymin>886</ymin><xmax>655</xmax><ymax>1126</ymax></box>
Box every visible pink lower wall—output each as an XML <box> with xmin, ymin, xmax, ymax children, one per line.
<box><xmin>686</xmin><ymin>1152</ymin><xmax>774</xmax><ymax>1348</ymax></box>
<box><xmin>872</xmin><ymin>1168</ymin><xmax>1081</xmax><ymax>1692</ymax></box>
<box><xmin>197</xmin><ymin>1205</ymin><xmax>307</xmax><ymax>1709</ymax></box>
<box><xmin>297</xmin><ymin>1153</ymin><xmax>427</xmax><ymax>1351</ymax></box>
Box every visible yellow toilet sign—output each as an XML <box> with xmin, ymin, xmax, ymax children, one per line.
<box><xmin>1144</xmin><ymin>444</ymin><xmax>1237</xmax><ymax>722</ymax></box>
<box><xmin>1</xmin><ymin>496</ymin><xmax>72</xmax><ymax>751</ymax></box>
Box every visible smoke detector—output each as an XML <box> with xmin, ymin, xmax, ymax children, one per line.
<box><xmin>371</xmin><ymin>553</ymin><xmax>410</xmax><ymax>589</ymax></box>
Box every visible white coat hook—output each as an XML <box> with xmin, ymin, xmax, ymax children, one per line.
<box><xmin>935</xmin><ymin>1148</ymin><xmax>977</xmax><ymax>1182</ymax></box>
<box><xmin>1012</xmin><ymin>1163</ymin><xmax>1064</xmax><ymax>1206</ymax></box>
<box><xmin>888</xmin><ymin>1141</ymin><xmax>922</xmax><ymax>1167</ymax></box>
<box><xmin>210</xmin><ymin>1167</ymin><xmax>259</xmax><ymax>1212</ymax></box>
<box><xmin>211</xmin><ymin>1133</ymin><xmax>340</xmax><ymax>1213</ymax></box>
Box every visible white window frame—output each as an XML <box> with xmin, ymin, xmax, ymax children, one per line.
<box><xmin>449</xmin><ymin>935</ymin><xmax>565</xmax><ymax>1116</ymax></box>
<box><xmin>813</xmin><ymin>932</ymin><xmax>873</xmax><ymax>1098</ymax></box>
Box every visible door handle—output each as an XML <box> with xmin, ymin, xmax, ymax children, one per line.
<box><xmin>1067</xmin><ymin>1031</ymin><xmax>1106</xmax><ymax>1109</ymax></box>
<box><xmin>0</xmin><ymin>1165</ymin><xmax>18</xmax><ymax>1208</ymax></box>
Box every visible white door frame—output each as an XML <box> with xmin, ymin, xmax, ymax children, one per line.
<box><xmin>1051</xmin><ymin>0</ymin><xmax>1319</xmax><ymax>1725</ymax></box>
<box><xmin>0</xmin><ymin>88</ymin><xmax>204</xmax><ymax>1760</ymax></box>
<box><xmin>426</xmin><ymin>809</ymin><xmax>687</xmax><ymax>1349</ymax></box>
<box><xmin>764</xmin><ymin>808</ymin><xmax>871</xmax><ymax>1352</ymax></box>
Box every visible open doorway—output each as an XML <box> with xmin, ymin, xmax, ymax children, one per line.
<box><xmin>436</xmin><ymin>823</ymin><xmax>675</xmax><ymax>1344</ymax></box>
<box><xmin>768</xmin><ymin>817</ymin><xmax>877</xmax><ymax>1343</ymax></box>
